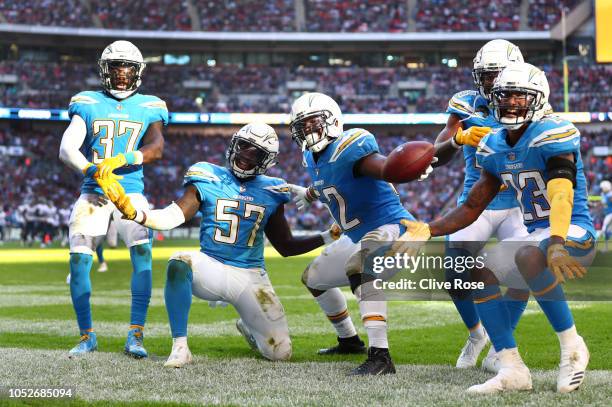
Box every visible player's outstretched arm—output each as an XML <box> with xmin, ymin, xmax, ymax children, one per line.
<box><xmin>428</xmin><ymin>170</ymin><xmax>500</xmax><ymax>237</ymax></box>
<box><xmin>264</xmin><ymin>204</ymin><xmax>340</xmax><ymax>257</ymax></box>
<box><xmin>433</xmin><ymin>113</ymin><xmax>463</xmax><ymax>167</ymax></box>
<box><xmin>354</xmin><ymin>152</ymin><xmax>433</xmax><ymax>182</ymax></box>
<box><xmin>115</xmin><ymin>184</ymin><xmax>200</xmax><ymax>230</ymax></box>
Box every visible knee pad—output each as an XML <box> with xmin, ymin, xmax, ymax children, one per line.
<box><xmin>301</xmin><ymin>262</ymin><xmax>313</xmax><ymax>287</ymax></box>
<box><xmin>260</xmin><ymin>336</ymin><xmax>292</xmax><ymax>361</ymax></box>
<box><xmin>166</xmin><ymin>259</ymin><xmax>193</xmax><ymax>283</ymax></box>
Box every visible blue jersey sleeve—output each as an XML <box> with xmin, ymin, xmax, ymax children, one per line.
<box><xmin>183</xmin><ymin>162</ymin><xmax>221</xmax><ymax>203</ymax></box>
<box><xmin>475</xmin><ymin>135</ymin><xmax>500</xmax><ymax>180</ymax></box>
<box><xmin>68</xmin><ymin>91</ymin><xmax>99</xmax><ymax>121</ymax></box>
<box><xmin>446</xmin><ymin>90</ymin><xmax>478</xmax><ymax>120</ymax></box>
<box><xmin>139</xmin><ymin>96</ymin><xmax>169</xmax><ymax>126</ymax></box>
<box><xmin>262</xmin><ymin>178</ymin><xmax>291</xmax><ymax>205</ymax></box>
<box><xmin>529</xmin><ymin>119</ymin><xmax>580</xmax><ymax>162</ymax></box>
<box><xmin>329</xmin><ymin>129</ymin><xmax>379</xmax><ymax>165</ymax></box>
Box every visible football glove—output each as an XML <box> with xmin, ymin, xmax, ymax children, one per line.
<box><xmin>93</xmin><ymin>171</ymin><xmax>124</xmax><ymax>202</ymax></box>
<box><xmin>288</xmin><ymin>184</ymin><xmax>320</xmax><ymax>211</ymax></box>
<box><xmin>391</xmin><ymin>219</ymin><xmax>431</xmax><ymax>257</ymax></box>
<box><xmin>453</xmin><ymin>126</ymin><xmax>491</xmax><ymax>148</ymax></box>
<box><xmin>97</xmin><ymin>153</ymin><xmax>128</xmax><ymax>179</ymax></box>
<box><xmin>547</xmin><ymin>243</ymin><xmax>587</xmax><ymax>283</ymax></box>
<box><xmin>110</xmin><ymin>185</ymin><xmax>137</xmax><ymax>221</ymax></box>
<box><xmin>321</xmin><ymin>223</ymin><xmax>342</xmax><ymax>245</ymax></box>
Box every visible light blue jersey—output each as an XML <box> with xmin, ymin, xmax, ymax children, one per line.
<box><xmin>68</xmin><ymin>90</ymin><xmax>169</xmax><ymax>195</ymax></box>
<box><xmin>603</xmin><ymin>192</ymin><xmax>612</xmax><ymax>216</ymax></box>
<box><xmin>447</xmin><ymin>90</ymin><xmax>518</xmax><ymax>210</ymax></box>
<box><xmin>304</xmin><ymin>128</ymin><xmax>414</xmax><ymax>243</ymax></box>
<box><xmin>184</xmin><ymin>162</ymin><xmax>290</xmax><ymax>269</ymax></box>
<box><xmin>476</xmin><ymin>116</ymin><xmax>594</xmax><ymax>236</ymax></box>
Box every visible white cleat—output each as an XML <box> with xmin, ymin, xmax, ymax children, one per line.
<box><xmin>481</xmin><ymin>346</ymin><xmax>500</xmax><ymax>373</ymax></box>
<box><xmin>557</xmin><ymin>335</ymin><xmax>589</xmax><ymax>393</ymax></box>
<box><xmin>456</xmin><ymin>333</ymin><xmax>489</xmax><ymax>368</ymax></box>
<box><xmin>163</xmin><ymin>344</ymin><xmax>193</xmax><ymax>368</ymax></box>
<box><xmin>467</xmin><ymin>348</ymin><xmax>532</xmax><ymax>394</ymax></box>
<box><xmin>236</xmin><ymin>318</ymin><xmax>258</xmax><ymax>352</ymax></box>
<box><xmin>97</xmin><ymin>262</ymin><xmax>108</xmax><ymax>273</ymax></box>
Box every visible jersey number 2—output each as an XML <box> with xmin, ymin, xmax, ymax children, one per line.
<box><xmin>322</xmin><ymin>186</ymin><xmax>360</xmax><ymax>230</ymax></box>
<box><xmin>92</xmin><ymin>120</ymin><xmax>143</xmax><ymax>164</ymax></box>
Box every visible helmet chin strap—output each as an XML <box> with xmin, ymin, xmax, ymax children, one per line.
<box><xmin>109</xmin><ymin>89</ymin><xmax>137</xmax><ymax>99</ymax></box>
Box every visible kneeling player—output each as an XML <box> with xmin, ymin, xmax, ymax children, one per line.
<box><xmin>110</xmin><ymin>122</ymin><xmax>339</xmax><ymax>367</ymax></box>
<box><xmin>400</xmin><ymin>63</ymin><xmax>594</xmax><ymax>393</ymax></box>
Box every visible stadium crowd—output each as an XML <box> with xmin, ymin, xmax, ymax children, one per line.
<box><xmin>0</xmin><ymin>126</ymin><xmax>609</xmax><ymax>245</ymax></box>
<box><xmin>1</xmin><ymin>62</ymin><xmax>610</xmax><ymax>114</ymax></box>
<box><xmin>0</xmin><ymin>0</ymin><xmax>583</xmax><ymax>32</ymax></box>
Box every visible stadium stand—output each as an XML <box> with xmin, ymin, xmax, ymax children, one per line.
<box><xmin>0</xmin><ymin>0</ymin><xmax>583</xmax><ymax>32</ymax></box>
<box><xmin>1</xmin><ymin>126</ymin><xmax>608</xmax><ymax>244</ymax></box>
<box><xmin>1</xmin><ymin>61</ymin><xmax>610</xmax><ymax>113</ymax></box>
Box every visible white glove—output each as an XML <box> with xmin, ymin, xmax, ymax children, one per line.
<box><xmin>418</xmin><ymin>157</ymin><xmax>438</xmax><ymax>182</ymax></box>
<box><xmin>208</xmin><ymin>300</ymin><xmax>229</xmax><ymax>308</ymax></box>
<box><xmin>288</xmin><ymin>184</ymin><xmax>319</xmax><ymax>211</ymax></box>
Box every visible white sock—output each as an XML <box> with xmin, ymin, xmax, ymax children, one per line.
<box><xmin>315</xmin><ymin>288</ymin><xmax>357</xmax><ymax>338</ymax></box>
<box><xmin>173</xmin><ymin>336</ymin><xmax>187</xmax><ymax>348</ymax></box>
<box><xmin>469</xmin><ymin>323</ymin><xmax>486</xmax><ymax>340</ymax></box>
<box><xmin>356</xmin><ymin>284</ymin><xmax>388</xmax><ymax>349</ymax></box>
<box><xmin>557</xmin><ymin>325</ymin><xmax>579</xmax><ymax>349</ymax></box>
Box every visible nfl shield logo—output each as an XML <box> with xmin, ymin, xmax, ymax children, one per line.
<box><xmin>116</xmin><ymin>104</ymin><xmax>122</xmax><ymax>111</ymax></box>
<box><xmin>239</xmin><ymin>185</ymin><xmax>246</xmax><ymax>193</ymax></box>
<box><xmin>507</xmin><ymin>152</ymin><xmax>516</xmax><ymax>161</ymax></box>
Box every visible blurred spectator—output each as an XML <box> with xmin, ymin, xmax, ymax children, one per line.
<box><xmin>305</xmin><ymin>0</ymin><xmax>407</xmax><ymax>32</ymax></box>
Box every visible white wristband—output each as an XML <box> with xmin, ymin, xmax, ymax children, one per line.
<box><xmin>133</xmin><ymin>151</ymin><xmax>144</xmax><ymax>165</ymax></box>
<box><xmin>450</xmin><ymin>135</ymin><xmax>462</xmax><ymax>149</ymax></box>
<box><xmin>320</xmin><ymin>230</ymin><xmax>334</xmax><ymax>245</ymax></box>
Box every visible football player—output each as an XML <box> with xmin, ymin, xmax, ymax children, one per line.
<box><xmin>596</xmin><ymin>180</ymin><xmax>611</xmax><ymax>251</ymax></box>
<box><xmin>433</xmin><ymin>39</ymin><xmax>529</xmax><ymax>370</ymax></box>
<box><xmin>288</xmin><ymin>92</ymin><xmax>430</xmax><ymax>375</ymax></box>
<box><xmin>58</xmin><ymin>40</ymin><xmax>167</xmax><ymax>358</ymax></box>
<box><xmin>400</xmin><ymin>63</ymin><xmax>594</xmax><ymax>393</ymax></box>
<box><xmin>108</xmin><ymin>122</ymin><xmax>341</xmax><ymax>367</ymax></box>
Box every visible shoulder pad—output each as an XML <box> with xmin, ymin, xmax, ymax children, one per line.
<box><xmin>329</xmin><ymin>128</ymin><xmax>375</xmax><ymax>163</ymax></box>
<box><xmin>184</xmin><ymin>162</ymin><xmax>222</xmax><ymax>184</ymax></box>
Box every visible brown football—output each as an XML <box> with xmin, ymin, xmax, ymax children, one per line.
<box><xmin>382</xmin><ymin>141</ymin><xmax>435</xmax><ymax>183</ymax></box>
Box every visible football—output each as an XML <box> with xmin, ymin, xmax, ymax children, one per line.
<box><xmin>382</xmin><ymin>141</ymin><xmax>435</xmax><ymax>183</ymax></box>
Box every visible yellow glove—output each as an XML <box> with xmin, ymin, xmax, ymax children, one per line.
<box><xmin>112</xmin><ymin>187</ymin><xmax>137</xmax><ymax>221</ymax></box>
<box><xmin>94</xmin><ymin>171</ymin><xmax>124</xmax><ymax>202</ymax></box>
<box><xmin>330</xmin><ymin>223</ymin><xmax>342</xmax><ymax>240</ymax></box>
<box><xmin>321</xmin><ymin>223</ymin><xmax>342</xmax><ymax>245</ymax></box>
<box><xmin>97</xmin><ymin>153</ymin><xmax>128</xmax><ymax>179</ymax></box>
<box><xmin>454</xmin><ymin>126</ymin><xmax>491</xmax><ymax>147</ymax></box>
<box><xmin>390</xmin><ymin>219</ymin><xmax>431</xmax><ymax>256</ymax></box>
<box><xmin>547</xmin><ymin>243</ymin><xmax>587</xmax><ymax>283</ymax></box>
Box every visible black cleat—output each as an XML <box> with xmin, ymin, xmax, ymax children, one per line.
<box><xmin>348</xmin><ymin>347</ymin><xmax>396</xmax><ymax>376</ymax></box>
<box><xmin>317</xmin><ymin>335</ymin><xmax>366</xmax><ymax>355</ymax></box>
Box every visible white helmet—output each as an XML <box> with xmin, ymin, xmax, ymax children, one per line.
<box><xmin>226</xmin><ymin>122</ymin><xmax>279</xmax><ymax>179</ymax></box>
<box><xmin>289</xmin><ymin>92</ymin><xmax>343</xmax><ymax>153</ymax></box>
<box><xmin>98</xmin><ymin>40</ymin><xmax>146</xmax><ymax>99</ymax></box>
<box><xmin>473</xmin><ymin>39</ymin><xmax>524</xmax><ymax>99</ymax></box>
<box><xmin>601</xmin><ymin>180</ymin><xmax>612</xmax><ymax>193</ymax></box>
<box><xmin>490</xmin><ymin>62</ymin><xmax>550</xmax><ymax>130</ymax></box>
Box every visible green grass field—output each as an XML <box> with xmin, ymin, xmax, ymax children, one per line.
<box><xmin>0</xmin><ymin>240</ymin><xmax>611</xmax><ymax>406</ymax></box>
